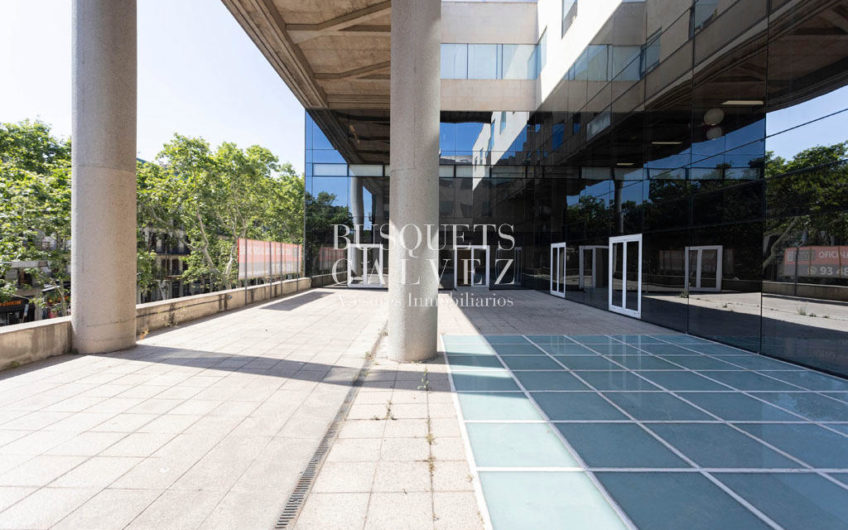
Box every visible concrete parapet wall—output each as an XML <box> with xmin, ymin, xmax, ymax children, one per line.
<box><xmin>0</xmin><ymin>317</ymin><xmax>72</xmax><ymax>370</ymax></box>
<box><xmin>0</xmin><ymin>274</ymin><xmax>345</xmax><ymax>370</ymax></box>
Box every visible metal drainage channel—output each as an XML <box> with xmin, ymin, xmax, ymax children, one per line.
<box><xmin>274</xmin><ymin>332</ymin><xmax>383</xmax><ymax>528</ymax></box>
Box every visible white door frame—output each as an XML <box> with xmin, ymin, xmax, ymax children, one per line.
<box><xmin>608</xmin><ymin>234</ymin><xmax>642</xmax><ymax>318</ymax></box>
<box><xmin>578</xmin><ymin>245</ymin><xmax>607</xmax><ymax>289</ymax></box>
<box><xmin>347</xmin><ymin>243</ymin><xmax>385</xmax><ymax>288</ymax></box>
<box><xmin>685</xmin><ymin>245</ymin><xmax>723</xmax><ymax>292</ymax></box>
<box><xmin>454</xmin><ymin>245</ymin><xmax>490</xmax><ymax>289</ymax></box>
<box><xmin>550</xmin><ymin>242</ymin><xmax>567</xmax><ymax>298</ymax></box>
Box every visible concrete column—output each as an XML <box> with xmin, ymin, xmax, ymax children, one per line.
<box><xmin>71</xmin><ymin>0</ymin><xmax>137</xmax><ymax>354</ymax></box>
<box><xmin>388</xmin><ymin>0</ymin><xmax>440</xmax><ymax>362</ymax></box>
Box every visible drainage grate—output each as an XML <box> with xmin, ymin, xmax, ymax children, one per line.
<box><xmin>274</xmin><ymin>329</ymin><xmax>382</xmax><ymax>528</ymax></box>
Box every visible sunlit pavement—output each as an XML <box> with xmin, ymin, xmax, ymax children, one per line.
<box><xmin>0</xmin><ymin>288</ymin><xmax>846</xmax><ymax>529</ymax></box>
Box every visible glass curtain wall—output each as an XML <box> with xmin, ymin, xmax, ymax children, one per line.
<box><xmin>304</xmin><ymin>0</ymin><xmax>848</xmax><ymax>376</ymax></box>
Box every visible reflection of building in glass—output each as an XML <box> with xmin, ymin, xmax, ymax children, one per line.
<box><xmin>299</xmin><ymin>0</ymin><xmax>848</xmax><ymax>376</ymax></box>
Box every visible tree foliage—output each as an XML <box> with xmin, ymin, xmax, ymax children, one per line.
<box><xmin>140</xmin><ymin>134</ymin><xmax>304</xmax><ymax>290</ymax></box>
<box><xmin>0</xmin><ymin>121</ymin><xmax>71</xmax><ymax>309</ymax></box>
<box><xmin>1</xmin><ymin>121</ymin><xmax>305</xmax><ymax>310</ymax></box>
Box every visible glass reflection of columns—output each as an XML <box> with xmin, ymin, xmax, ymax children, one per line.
<box><xmin>349</xmin><ymin>176</ymin><xmax>364</xmax><ymax>277</ymax></box>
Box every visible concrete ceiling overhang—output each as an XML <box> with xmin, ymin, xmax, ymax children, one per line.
<box><xmin>222</xmin><ymin>0</ymin><xmax>392</xmax><ymax>163</ymax></box>
<box><xmin>222</xmin><ymin>0</ymin><xmax>391</xmax><ymax>110</ymax></box>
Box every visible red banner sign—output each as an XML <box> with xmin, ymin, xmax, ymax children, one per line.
<box><xmin>237</xmin><ymin>239</ymin><xmax>302</xmax><ymax>280</ymax></box>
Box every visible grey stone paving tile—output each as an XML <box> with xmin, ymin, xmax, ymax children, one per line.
<box><xmin>137</xmin><ymin>413</ymin><xmax>200</xmax><ymax>434</ymax></box>
<box><xmin>0</xmin><ymin>455</ymin><xmax>86</xmax><ymax>487</ymax></box>
<box><xmin>45</xmin><ymin>432</ymin><xmax>126</xmax><ymax>457</ymax></box>
<box><xmin>0</xmin><ymin>430</ymin><xmax>77</xmax><ymax>456</ymax></box>
<box><xmin>432</xmin><ymin>460</ymin><xmax>475</xmax><ymax>492</ymax></box>
<box><xmin>0</xmin><ymin>486</ymin><xmax>36</xmax><ymax>514</ymax></box>
<box><xmin>52</xmin><ymin>488</ymin><xmax>161</xmax><ymax>530</ymax></box>
<box><xmin>0</xmin><ymin>487</ymin><xmax>99</xmax><ymax>529</ymax></box>
<box><xmin>295</xmin><ymin>492</ymin><xmax>369</xmax><ymax>530</ymax></box>
<box><xmin>433</xmin><ymin>492</ymin><xmax>485</xmax><ymax>530</ymax></box>
<box><xmin>51</xmin><ymin>456</ymin><xmax>143</xmax><ymax>489</ymax></box>
<box><xmin>201</xmin><ymin>487</ymin><xmax>283</xmax><ymax>529</ymax></box>
<box><xmin>125</xmin><ymin>488</ymin><xmax>228</xmax><ymax>530</ymax></box>
<box><xmin>365</xmin><ymin>492</ymin><xmax>433</xmax><ymax>530</ymax></box>
<box><xmin>431</xmin><ymin>437</ymin><xmax>466</xmax><ymax>461</ymax></box>
<box><xmin>90</xmin><ymin>413</ymin><xmax>157</xmax><ymax>433</ymax></box>
<box><xmin>372</xmin><ymin>461</ymin><xmax>431</xmax><ymax>493</ymax></box>
<box><xmin>379</xmin><ymin>437</ymin><xmax>430</xmax><ymax>462</ymax></box>
<box><xmin>312</xmin><ymin>461</ymin><xmax>377</xmax><ymax>493</ymax></box>
<box><xmin>383</xmin><ymin>419</ymin><xmax>429</xmax><ymax>438</ymax></box>
<box><xmin>338</xmin><ymin>420</ymin><xmax>388</xmax><ymax>439</ymax></box>
<box><xmin>327</xmin><ymin>438</ymin><xmax>383</xmax><ymax>463</ymax></box>
<box><xmin>100</xmin><ymin>432</ymin><xmax>175</xmax><ymax>457</ymax></box>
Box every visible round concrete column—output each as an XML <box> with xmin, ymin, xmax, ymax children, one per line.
<box><xmin>388</xmin><ymin>0</ymin><xmax>440</xmax><ymax>362</ymax></box>
<box><xmin>71</xmin><ymin>0</ymin><xmax>138</xmax><ymax>354</ymax></box>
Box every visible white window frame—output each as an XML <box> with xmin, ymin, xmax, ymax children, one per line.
<box><xmin>550</xmin><ymin>242</ymin><xmax>567</xmax><ymax>298</ymax></box>
<box><xmin>608</xmin><ymin>234</ymin><xmax>642</xmax><ymax>318</ymax></box>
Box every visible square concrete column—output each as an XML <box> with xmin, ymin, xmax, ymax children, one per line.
<box><xmin>71</xmin><ymin>0</ymin><xmax>138</xmax><ymax>353</ymax></box>
<box><xmin>388</xmin><ymin>0</ymin><xmax>441</xmax><ymax>362</ymax></box>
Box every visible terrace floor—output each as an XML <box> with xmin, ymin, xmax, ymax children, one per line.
<box><xmin>0</xmin><ymin>288</ymin><xmax>846</xmax><ymax>529</ymax></box>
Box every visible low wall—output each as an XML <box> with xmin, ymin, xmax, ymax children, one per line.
<box><xmin>0</xmin><ymin>274</ymin><xmax>345</xmax><ymax>371</ymax></box>
<box><xmin>0</xmin><ymin>317</ymin><xmax>72</xmax><ymax>370</ymax></box>
<box><xmin>135</xmin><ymin>277</ymin><xmax>312</xmax><ymax>335</ymax></box>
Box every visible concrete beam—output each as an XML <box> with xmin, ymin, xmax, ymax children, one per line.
<box><xmin>315</xmin><ymin>60</ymin><xmax>391</xmax><ymax>81</ymax></box>
<box><xmin>288</xmin><ymin>1</ymin><xmax>391</xmax><ymax>43</ymax></box>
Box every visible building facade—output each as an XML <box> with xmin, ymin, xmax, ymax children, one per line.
<box><xmin>300</xmin><ymin>0</ymin><xmax>848</xmax><ymax>374</ymax></box>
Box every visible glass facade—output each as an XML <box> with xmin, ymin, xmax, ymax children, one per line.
<box><xmin>305</xmin><ymin>0</ymin><xmax>848</xmax><ymax>376</ymax></box>
<box><xmin>441</xmin><ymin>43</ymin><xmax>541</xmax><ymax>80</ymax></box>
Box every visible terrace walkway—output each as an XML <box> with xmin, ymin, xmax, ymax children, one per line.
<box><xmin>0</xmin><ymin>288</ymin><xmax>387</xmax><ymax>529</ymax></box>
<box><xmin>0</xmin><ymin>288</ymin><xmax>847</xmax><ymax>529</ymax></box>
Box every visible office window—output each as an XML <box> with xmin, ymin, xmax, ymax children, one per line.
<box><xmin>641</xmin><ymin>31</ymin><xmax>661</xmax><ymax>76</ymax></box>
<box><xmin>562</xmin><ymin>0</ymin><xmax>578</xmax><ymax>37</ymax></box>
<box><xmin>690</xmin><ymin>0</ymin><xmax>719</xmax><ymax>35</ymax></box>
<box><xmin>468</xmin><ymin>44</ymin><xmax>500</xmax><ymax>79</ymax></box>
<box><xmin>441</xmin><ymin>44</ymin><xmax>468</xmax><ymax>79</ymax></box>
<box><xmin>502</xmin><ymin>44</ymin><xmax>535</xmax><ymax>79</ymax></box>
<box><xmin>500</xmin><ymin>112</ymin><xmax>508</xmax><ymax>134</ymax></box>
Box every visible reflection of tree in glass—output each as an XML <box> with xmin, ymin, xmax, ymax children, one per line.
<box><xmin>304</xmin><ymin>191</ymin><xmax>352</xmax><ymax>274</ymax></box>
<box><xmin>763</xmin><ymin>142</ymin><xmax>848</xmax><ymax>273</ymax></box>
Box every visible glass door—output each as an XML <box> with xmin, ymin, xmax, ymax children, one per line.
<box><xmin>550</xmin><ymin>242</ymin><xmax>566</xmax><ymax>298</ymax></box>
<box><xmin>686</xmin><ymin>245</ymin><xmax>723</xmax><ymax>292</ymax></box>
<box><xmin>347</xmin><ymin>244</ymin><xmax>385</xmax><ymax>288</ymax></box>
<box><xmin>578</xmin><ymin>245</ymin><xmax>607</xmax><ymax>289</ymax></box>
<box><xmin>609</xmin><ymin>234</ymin><xmax>642</xmax><ymax>318</ymax></box>
<box><xmin>455</xmin><ymin>245</ymin><xmax>489</xmax><ymax>288</ymax></box>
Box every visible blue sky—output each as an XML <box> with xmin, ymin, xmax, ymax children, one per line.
<box><xmin>0</xmin><ymin>0</ymin><xmax>305</xmax><ymax>173</ymax></box>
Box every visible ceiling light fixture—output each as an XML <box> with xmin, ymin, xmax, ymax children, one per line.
<box><xmin>616</xmin><ymin>162</ymin><xmax>635</xmax><ymax>167</ymax></box>
<box><xmin>651</xmin><ymin>141</ymin><xmax>683</xmax><ymax>145</ymax></box>
<box><xmin>722</xmin><ymin>100</ymin><xmax>764</xmax><ymax>106</ymax></box>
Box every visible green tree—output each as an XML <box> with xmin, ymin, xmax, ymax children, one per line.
<box><xmin>2</xmin><ymin>121</ymin><xmax>305</xmax><ymax>315</ymax></box>
<box><xmin>0</xmin><ymin>121</ymin><xmax>71</xmax><ymax>312</ymax></box>
<box><xmin>143</xmin><ymin>134</ymin><xmax>304</xmax><ymax>290</ymax></box>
